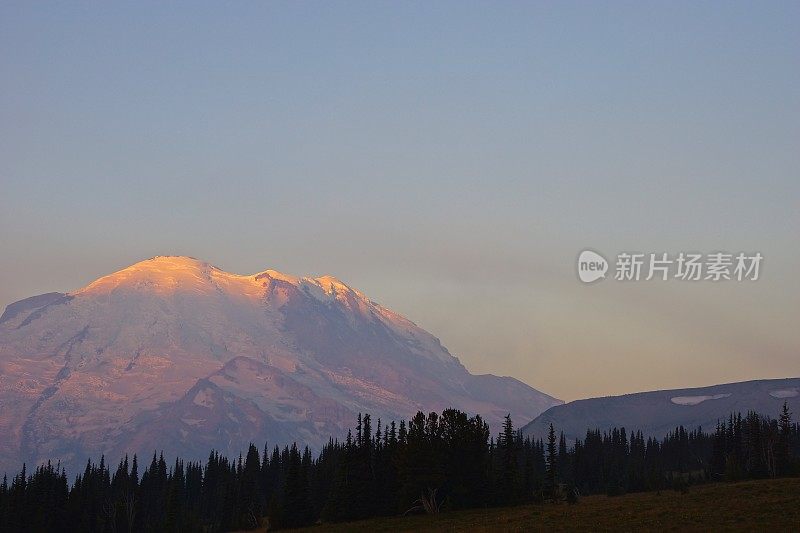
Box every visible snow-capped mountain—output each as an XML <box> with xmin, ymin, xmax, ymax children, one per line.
<box><xmin>521</xmin><ymin>378</ymin><xmax>800</xmax><ymax>442</ymax></box>
<box><xmin>0</xmin><ymin>256</ymin><xmax>560</xmax><ymax>475</ymax></box>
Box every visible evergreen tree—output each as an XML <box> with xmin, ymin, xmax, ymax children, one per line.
<box><xmin>496</xmin><ymin>414</ymin><xmax>519</xmax><ymax>504</ymax></box>
<box><xmin>278</xmin><ymin>443</ymin><xmax>312</xmax><ymax>528</ymax></box>
<box><xmin>544</xmin><ymin>423</ymin><xmax>558</xmax><ymax>501</ymax></box>
<box><xmin>778</xmin><ymin>402</ymin><xmax>793</xmax><ymax>476</ymax></box>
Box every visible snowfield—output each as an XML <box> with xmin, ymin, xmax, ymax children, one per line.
<box><xmin>770</xmin><ymin>388</ymin><xmax>799</xmax><ymax>398</ymax></box>
<box><xmin>670</xmin><ymin>394</ymin><xmax>731</xmax><ymax>406</ymax></box>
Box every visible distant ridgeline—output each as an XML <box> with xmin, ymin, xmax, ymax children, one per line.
<box><xmin>0</xmin><ymin>405</ymin><xmax>797</xmax><ymax>532</ymax></box>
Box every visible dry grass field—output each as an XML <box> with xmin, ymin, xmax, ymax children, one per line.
<box><xmin>295</xmin><ymin>478</ymin><xmax>800</xmax><ymax>532</ymax></box>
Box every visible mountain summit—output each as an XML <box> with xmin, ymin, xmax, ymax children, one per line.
<box><xmin>0</xmin><ymin>256</ymin><xmax>560</xmax><ymax>474</ymax></box>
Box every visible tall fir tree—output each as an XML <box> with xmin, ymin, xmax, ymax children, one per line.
<box><xmin>544</xmin><ymin>423</ymin><xmax>558</xmax><ymax>501</ymax></box>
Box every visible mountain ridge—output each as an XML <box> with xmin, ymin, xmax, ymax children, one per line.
<box><xmin>521</xmin><ymin>377</ymin><xmax>800</xmax><ymax>442</ymax></box>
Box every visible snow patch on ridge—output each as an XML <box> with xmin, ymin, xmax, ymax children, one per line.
<box><xmin>770</xmin><ymin>388</ymin><xmax>799</xmax><ymax>398</ymax></box>
<box><xmin>298</xmin><ymin>280</ymin><xmax>334</xmax><ymax>303</ymax></box>
<box><xmin>671</xmin><ymin>393</ymin><xmax>731</xmax><ymax>406</ymax></box>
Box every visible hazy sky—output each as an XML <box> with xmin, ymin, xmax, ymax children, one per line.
<box><xmin>1</xmin><ymin>2</ymin><xmax>798</xmax><ymax>401</ymax></box>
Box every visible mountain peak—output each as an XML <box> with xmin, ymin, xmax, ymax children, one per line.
<box><xmin>141</xmin><ymin>255</ymin><xmax>215</xmax><ymax>267</ymax></box>
<box><xmin>314</xmin><ymin>275</ymin><xmax>363</xmax><ymax>297</ymax></box>
<box><xmin>0</xmin><ymin>255</ymin><xmax>561</xmax><ymax>475</ymax></box>
<box><xmin>75</xmin><ymin>255</ymin><xmax>222</xmax><ymax>296</ymax></box>
<box><xmin>73</xmin><ymin>256</ymin><xmax>363</xmax><ymax>304</ymax></box>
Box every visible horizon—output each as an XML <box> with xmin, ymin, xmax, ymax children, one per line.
<box><xmin>2</xmin><ymin>1</ymin><xmax>798</xmax><ymax>402</ymax></box>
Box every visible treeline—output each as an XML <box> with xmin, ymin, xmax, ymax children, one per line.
<box><xmin>710</xmin><ymin>405</ymin><xmax>797</xmax><ymax>480</ymax></box>
<box><xmin>0</xmin><ymin>405</ymin><xmax>797</xmax><ymax>532</ymax></box>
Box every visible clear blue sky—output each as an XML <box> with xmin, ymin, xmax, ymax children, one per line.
<box><xmin>1</xmin><ymin>1</ymin><xmax>798</xmax><ymax>399</ymax></box>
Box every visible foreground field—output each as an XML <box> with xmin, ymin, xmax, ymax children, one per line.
<box><xmin>300</xmin><ymin>478</ymin><xmax>800</xmax><ymax>532</ymax></box>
